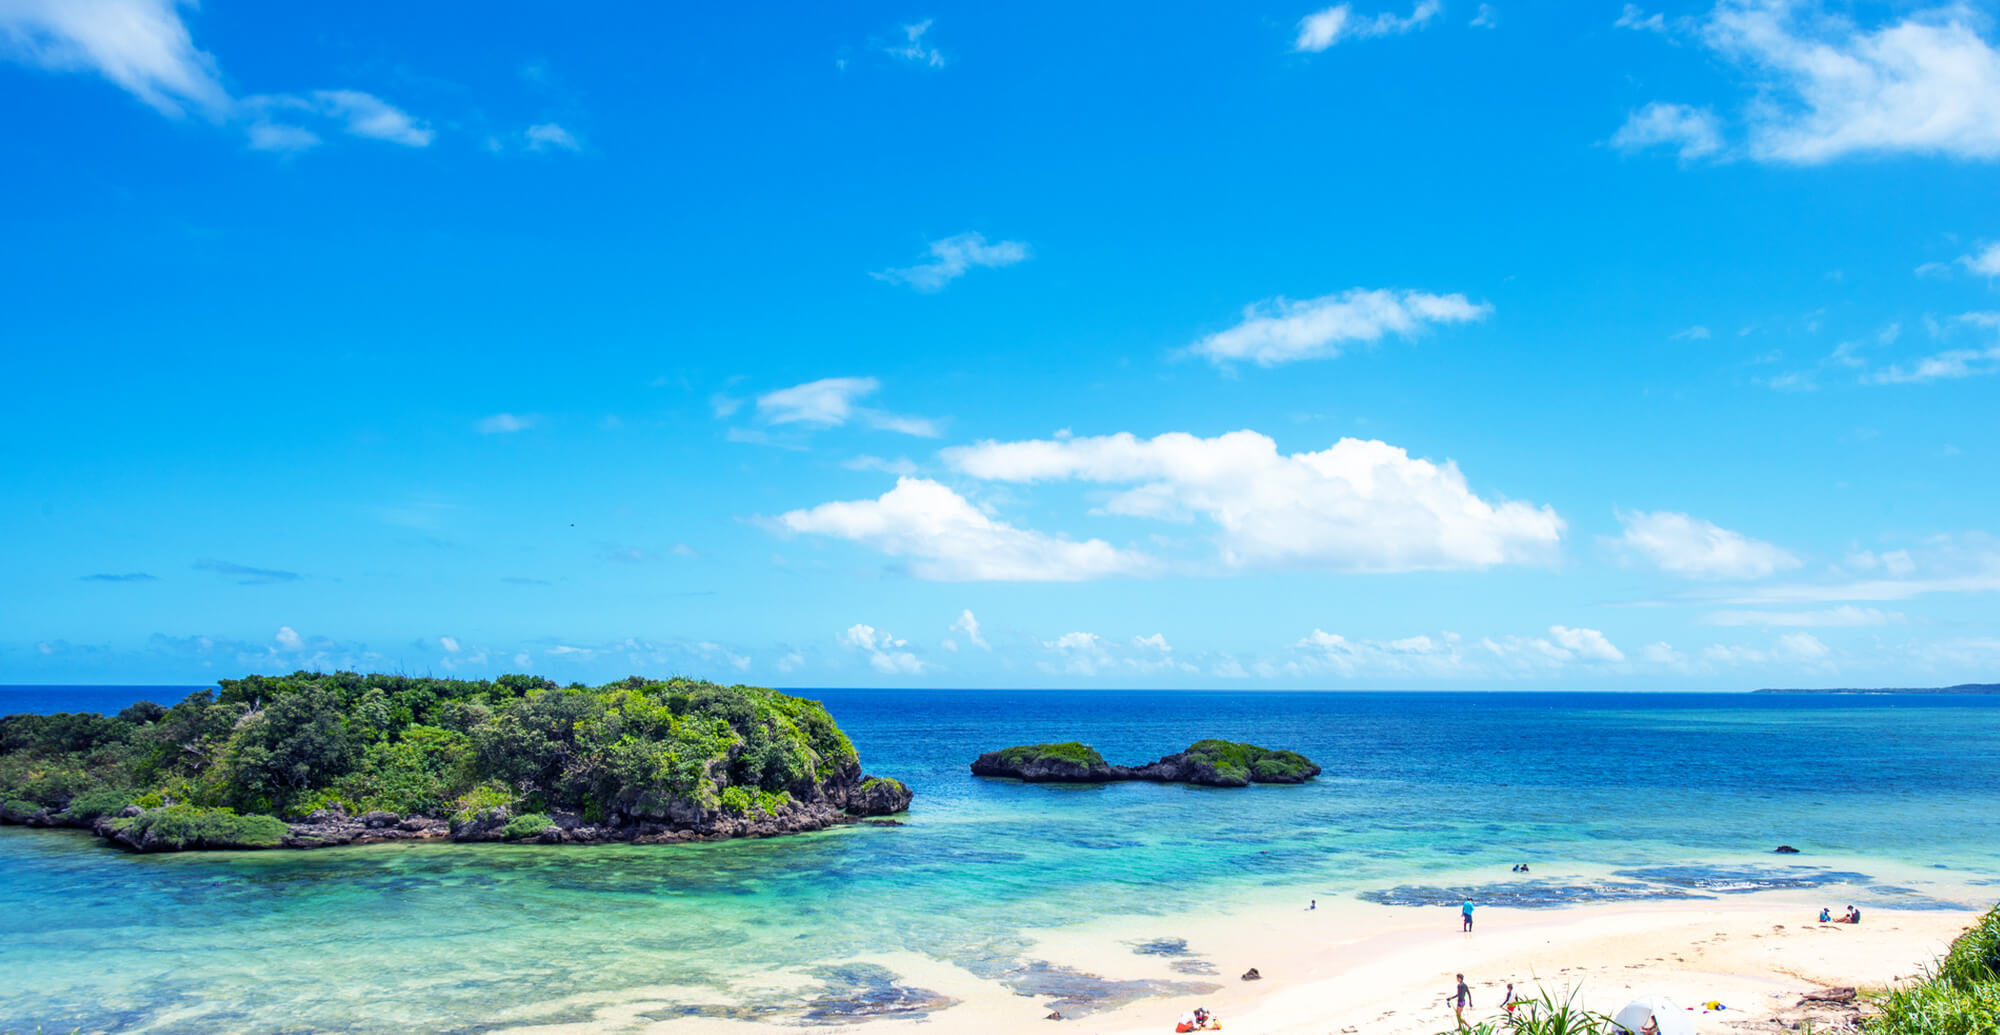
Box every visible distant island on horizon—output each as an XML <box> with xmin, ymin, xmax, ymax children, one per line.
<box><xmin>1753</xmin><ymin>683</ymin><xmax>2000</xmax><ymax>695</ymax></box>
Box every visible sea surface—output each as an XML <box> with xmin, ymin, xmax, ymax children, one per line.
<box><xmin>3</xmin><ymin>687</ymin><xmax>1998</xmax><ymax>1033</ymax></box>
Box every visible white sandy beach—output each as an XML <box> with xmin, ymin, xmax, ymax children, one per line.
<box><xmin>498</xmin><ymin>883</ymin><xmax>1983</xmax><ymax>1035</ymax></box>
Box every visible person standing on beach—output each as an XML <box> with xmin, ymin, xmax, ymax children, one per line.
<box><xmin>1461</xmin><ymin>899</ymin><xmax>1475</xmax><ymax>932</ymax></box>
<box><xmin>1450</xmin><ymin>973</ymin><xmax>1473</xmax><ymax>1030</ymax></box>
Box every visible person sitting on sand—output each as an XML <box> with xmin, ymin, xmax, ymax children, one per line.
<box><xmin>1639</xmin><ymin>1016</ymin><xmax>1660</xmax><ymax>1035</ymax></box>
<box><xmin>1177</xmin><ymin>1009</ymin><xmax>1198</xmax><ymax>1033</ymax></box>
<box><xmin>1845</xmin><ymin>905</ymin><xmax>1861</xmax><ymax>924</ymax></box>
<box><xmin>1819</xmin><ymin>907</ymin><xmax>1832</xmax><ymax>922</ymax></box>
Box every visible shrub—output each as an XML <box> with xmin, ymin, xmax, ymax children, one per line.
<box><xmin>500</xmin><ymin>812</ymin><xmax>553</xmax><ymax>840</ymax></box>
<box><xmin>62</xmin><ymin>789</ymin><xmax>134</xmax><ymax>820</ymax></box>
<box><xmin>1444</xmin><ymin>984</ymin><xmax>1615</xmax><ymax>1035</ymax></box>
<box><xmin>1874</xmin><ymin>905</ymin><xmax>2000</xmax><ymax>1035</ymax></box>
<box><xmin>114</xmin><ymin>806</ymin><xmax>288</xmax><ymax>849</ymax></box>
<box><xmin>996</xmin><ymin>742</ymin><xmax>1105</xmax><ymax>767</ymax></box>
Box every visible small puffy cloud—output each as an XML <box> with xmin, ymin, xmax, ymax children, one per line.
<box><xmin>1964</xmin><ymin>242</ymin><xmax>2000</xmax><ymax>276</ymax></box>
<box><xmin>1615</xmin><ymin>4</ymin><xmax>1666</xmax><ymax>32</ymax></box>
<box><xmin>476</xmin><ymin>412</ymin><xmax>537</xmax><ymax>434</ymax></box>
<box><xmin>1132</xmin><ymin>632</ymin><xmax>1172</xmax><ymax>652</ymax></box>
<box><xmin>872</xmin><ymin>232</ymin><xmax>1029</xmax><ymax>292</ymax></box>
<box><xmin>439</xmin><ymin>635</ymin><xmax>461</xmax><ymax>653</ymax></box>
<box><xmin>752</xmin><ymin>377</ymin><xmax>940</xmax><ymax>437</ymax></box>
<box><xmin>951</xmin><ymin>609</ymin><xmax>990</xmax><ymax>649</ymax></box>
<box><xmin>1470</xmin><ymin>5</ymin><xmax>1496</xmax><ymax>29</ymax></box>
<box><xmin>1293</xmin><ymin>1</ymin><xmax>1441</xmax><ymax>51</ymax></box>
<box><xmin>841</xmin><ymin>623</ymin><xmax>926</xmax><ymax>674</ymax></box>
<box><xmin>1776</xmin><ymin>631</ymin><xmax>1831</xmax><ymax>660</ymax></box>
<box><xmin>1612</xmin><ymin>509</ymin><xmax>1800</xmax><ymax>579</ymax></box>
<box><xmin>776</xmin><ymin>651</ymin><xmax>805</xmax><ymax>673</ymax></box>
<box><xmin>1190</xmin><ymin>288</ymin><xmax>1490</xmax><ymax>367</ymax></box>
<box><xmin>1640</xmin><ymin>641</ymin><xmax>1684</xmax><ymax>665</ymax></box>
<box><xmin>274</xmin><ymin>625</ymin><xmax>304</xmax><ymax>651</ymax></box>
<box><xmin>944</xmin><ymin>430</ymin><xmax>1563</xmax><ymax>573</ymax></box>
<box><xmin>885</xmin><ymin>18</ymin><xmax>944</xmax><ymax>67</ymax></box>
<box><xmin>525</xmin><ymin>122</ymin><xmax>579</xmax><ymax>152</ymax></box>
<box><xmin>1549</xmin><ymin>625</ymin><xmax>1625</xmax><ymax>662</ymax></box>
<box><xmin>775</xmin><ymin>477</ymin><xmax>1154</xmax><ymax>581</ymax></box>
<box><xmin>1672</xmin><ymin>325</ymin><xmax>1712</xmax><ymax>340</ymax></box>
<box><xmin>1611</xmin><ymin>102</ymin><xmax>1725</xmax><ymax>160</ymax></box>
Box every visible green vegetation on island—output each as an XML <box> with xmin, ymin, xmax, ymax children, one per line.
<box><xmin>0</xmin><ymin>671</ymin><xmax>911</xmax><ymax>851</ymax></box>
<box><xmin>971</xmin><ymin>738</ymin><xmax>1320</xmax><ymax>785</ymax></box>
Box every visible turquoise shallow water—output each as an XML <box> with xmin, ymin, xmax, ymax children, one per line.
<box><xmin>3</xmin><ymin>689</ymin><xmax>1999</xmax><ymax>1032</ymax></box>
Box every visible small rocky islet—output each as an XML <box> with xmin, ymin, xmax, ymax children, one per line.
<box><xmin>970</xmin><ymin>739</ymin><xmax>1320</xmax><ymax>786</ymax></box>
<box><xmin>0</xmin><ymin>671</ymin><xmax>911</xmax><ymax>853</ymax></box>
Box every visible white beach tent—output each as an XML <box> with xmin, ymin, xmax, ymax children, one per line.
<box><xmin>1613</xmin><ymin>996</ymin><xmax>1696</xmax><ymax>1035</ymax></box>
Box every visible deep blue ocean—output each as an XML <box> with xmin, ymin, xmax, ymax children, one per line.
<box><xmin>4</xmin><ymin>686</ymin><xmax>1997</xmax><ymax>1033</ymax></box>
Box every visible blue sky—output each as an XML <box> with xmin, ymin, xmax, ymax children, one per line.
<box><xmin>3</xmin><ymin>0</ymin><xmax>1998</xmax><ymax>689</ymax></box>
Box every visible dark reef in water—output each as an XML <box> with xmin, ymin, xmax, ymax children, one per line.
<box><xmin>971</xmin><ymin>739</ymin><xmax>1319</xmax><ymax>786</ymax></box>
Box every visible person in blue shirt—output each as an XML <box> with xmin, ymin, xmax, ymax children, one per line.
<box><xmin>1461</xmin><ymin>899</ymin><xmax>1475</xmax><ymax>931</ymax></box>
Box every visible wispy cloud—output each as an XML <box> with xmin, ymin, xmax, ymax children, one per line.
<box><xmin>193</xmin><ymin>559</ymin><xmax>302</xmax><ymax>585</ymax></box>
<box><xmin>1611</xmin><ymin>509</ymin><xmax>1799</xmax><ymax>579</ymax></box>
<box><xmin>872</xmin><ymin>232</ymin><xmax>1029</xmax><ymax>292</ymax></box>
<box><xmin>1611</xmin><ymin>102</ymin><xmax>1724</xmax><ymax>160</ymax></box>
<box><xmin>476</xmin><ymin>412</ymin><xmax>538</xmax><ymax>434</ymax></box>
<box><xmin>1615</xmin><ymin>4</ymin><xmax>1666</xmax><ymax>32</ymax></box>
<box><xmin>752</xmin><ymin>377</ymin><xmax>940</xmax><ymax>437</ymax></box>
<box><xmin>79</xmin><ymin>572</ymin><xmax>158</xmax><ymax>583</ymax></box>
<box><xmin>0</xmin><ymin>0</ymin><xmax>433</xmax><ymax>152</ymax></box>
<box><xmin>884</xmin><ymin>19</ymin><xmax>945</xmax><ymax>67</ymax></box>
<box><xmin>841</xmin><ymin>623</ymin><xmax>927</xmax><ymax>673</ymax></box>
<box><xmin>1293</xmin><ymin>1</ymin><xmax>1441</xmax><ymax>51</ymax></box>
<box><xmin>1703</xmin><ymin>605</ymin><xmax>1904</xmax><ymax>626</ymax></box>
<box><xmin>525</xmin><ymin>122</ymin><xmax>580</xmax><ymax>152</ymax></box>
<box><xmin>1189</xmin><ymin>288</ymin><xmax>1490</xmax><ymax>367</ymax></box>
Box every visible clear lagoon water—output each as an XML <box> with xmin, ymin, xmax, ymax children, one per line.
<box><xmin>4</xmin><ymin>687</ymin><xmax>1999</xmax><ymax>1032</ymax></box>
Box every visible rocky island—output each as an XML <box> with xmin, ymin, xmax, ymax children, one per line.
<box><xmin>0</xmin><ymin>672</ymin><xmax>911</xmax><ymax>852</ymax></box>
<box><xmin>971</xmin><ymin>739</ymin><xmax>1319</xmax><ymax>786</ymax></box>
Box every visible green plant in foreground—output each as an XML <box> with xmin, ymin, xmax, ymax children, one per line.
<box><xmin>1444</xmin><ymin>984</ymin><xmax>1615</xmax><ymax>1035</ymax></box>
<box><xmin>1871</xmin><ymin>904</ymin><xmax>2000</xmax><ymax>1035</ymax></box>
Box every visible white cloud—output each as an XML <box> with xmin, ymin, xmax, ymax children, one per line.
<box><xmin>476</xmin><ymin>412</ymin><xmax>537</xmax><ymax>434</ymax></box>
<box><xmin>274</xmin><ymin>625</ymin><xmax>304</xmax><ymax>651</ymax></box>
<box><xmin>1700</xmin><ymin>0</ymin><xmax>2000</xmax><ymax>163</ymax></box>
<box><xmin>1672</xmin><ymin>325</ymin><xmax>1713</xmax><ymax>340</ymax></box>
<box><xmin>776</xmin><ymin>651</ymin><xmax>805</xmax><ymax>673</ymax></box>
<box><xmin>0</xmin><ymin>0</ymin><xmax>227</xmax><ymax>117</ymax></box>
<box><xmin>309</xmin><ymin>89</ymin><xmax>432</xmax><ymax>146</ymax></box>
<box><xmin>841</xmin><ymin>623</ymin><xmax>926</xmax><ymax>674</ymax></box>
<box><xmin>758</xmin><ymin>377</ymin><xmax>877</xmax><ymax>426</ymax></box>
<box><xmin>775</xmin><ymin>477</ymin><xmax>1155</xmax><ymax>581</ymax></box>
<box><xmin>885</xmin><ymin>18</ymin><xmax>944</xmax><ymax>67</ymax></box>
<box><xmin>844</xmin><ymin>455</ymin><xmax>920</xmax><ymax>476</ymax></box>
<box><xmin>1703</xmin><ymin>605</ymin><xmax>1903</xmax><ymax>626</ymax></box>
<box><xmin>1964</xmin><ymin>242</ymin><xmax>2000</xmax><ymax>275</ymax></box>
<box><xmin>1640</xmin><ymin>641</ymin><xmax>1685</xmax><ymax>665</ymax></box>
<box><xmin>1612</xmin><ymin>509</ymin><xmax>1800</xmax><ymax>579</ymax></box>
<box><xmin>1719</xmin><ymin>536</ymin><xmax>2000</xmax><ymax>604</ymax></box>
<box><xmin>1132</xmin><ymin>632</ymin><xmax>1172</xmax><ymax>652</ymax></box>
<box><xmin>752</xmin><ymin>377</ymin><xmax>940</xmax><ymax>437</ymax></box>
<box><xmin>0</xmin><ymin>2</ymin><xmax>432</xmax><ymax>151</ymax></box>
<box><xmin>943</xmin><ymin>430</ymin><xmax>1563</xmax><ymax>573</ymax></box>
<box><xmin>439</xmin><ymin>635</ymin><xmax>461</xmax><ymax>653</ymax></box>
<box><xmin>951</xmin><ymin>609</ymin><xmax>989</xmax><ymax>649</ymax></box>
<box><xmin>1190</xmin><ymin>288</ymin><xmax>1490</xmax><ymax>366</ymax></box>
<box><xmin>525</xmin><ymin>122</ymin><xmax>580</xmax><ymax>152</ymax></box>
<box><xmin>1616</xmin><ymin>4</ymin><xmax>1666</xmax><ymax>32</ymax></box>
<box><xmin>872</xmin><ymin>232</ymin><xmax>1029</xmax><ymax>292</ymax></box>
<box><xmin>1611</xmin><ymin>102</ymin><xmax>1725</xmax><ymax>159</ymax></box>
<box><xmin>1293</xmin><ymin>1</ymin><xmax>1441</xmax><ymax>51</ymax></box>
<box><xmin>1549</xmin><ymin>625</ymin><xmax>1626</xmax><ymax>662</ymax></box>
<box><xmin>1470</xmin><ymin>5</ymin><xmax>1497</xmax><ymax>29</ymax></box>
<box><xmin>246</xmin><ymin>121</ymin><xmax>319</xmax><ymax>152</ymax></box>
<box><xmin>1865</xmin><ymin>344</ymin><xmax>2000</xmax><ymax>384</ymax></box>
